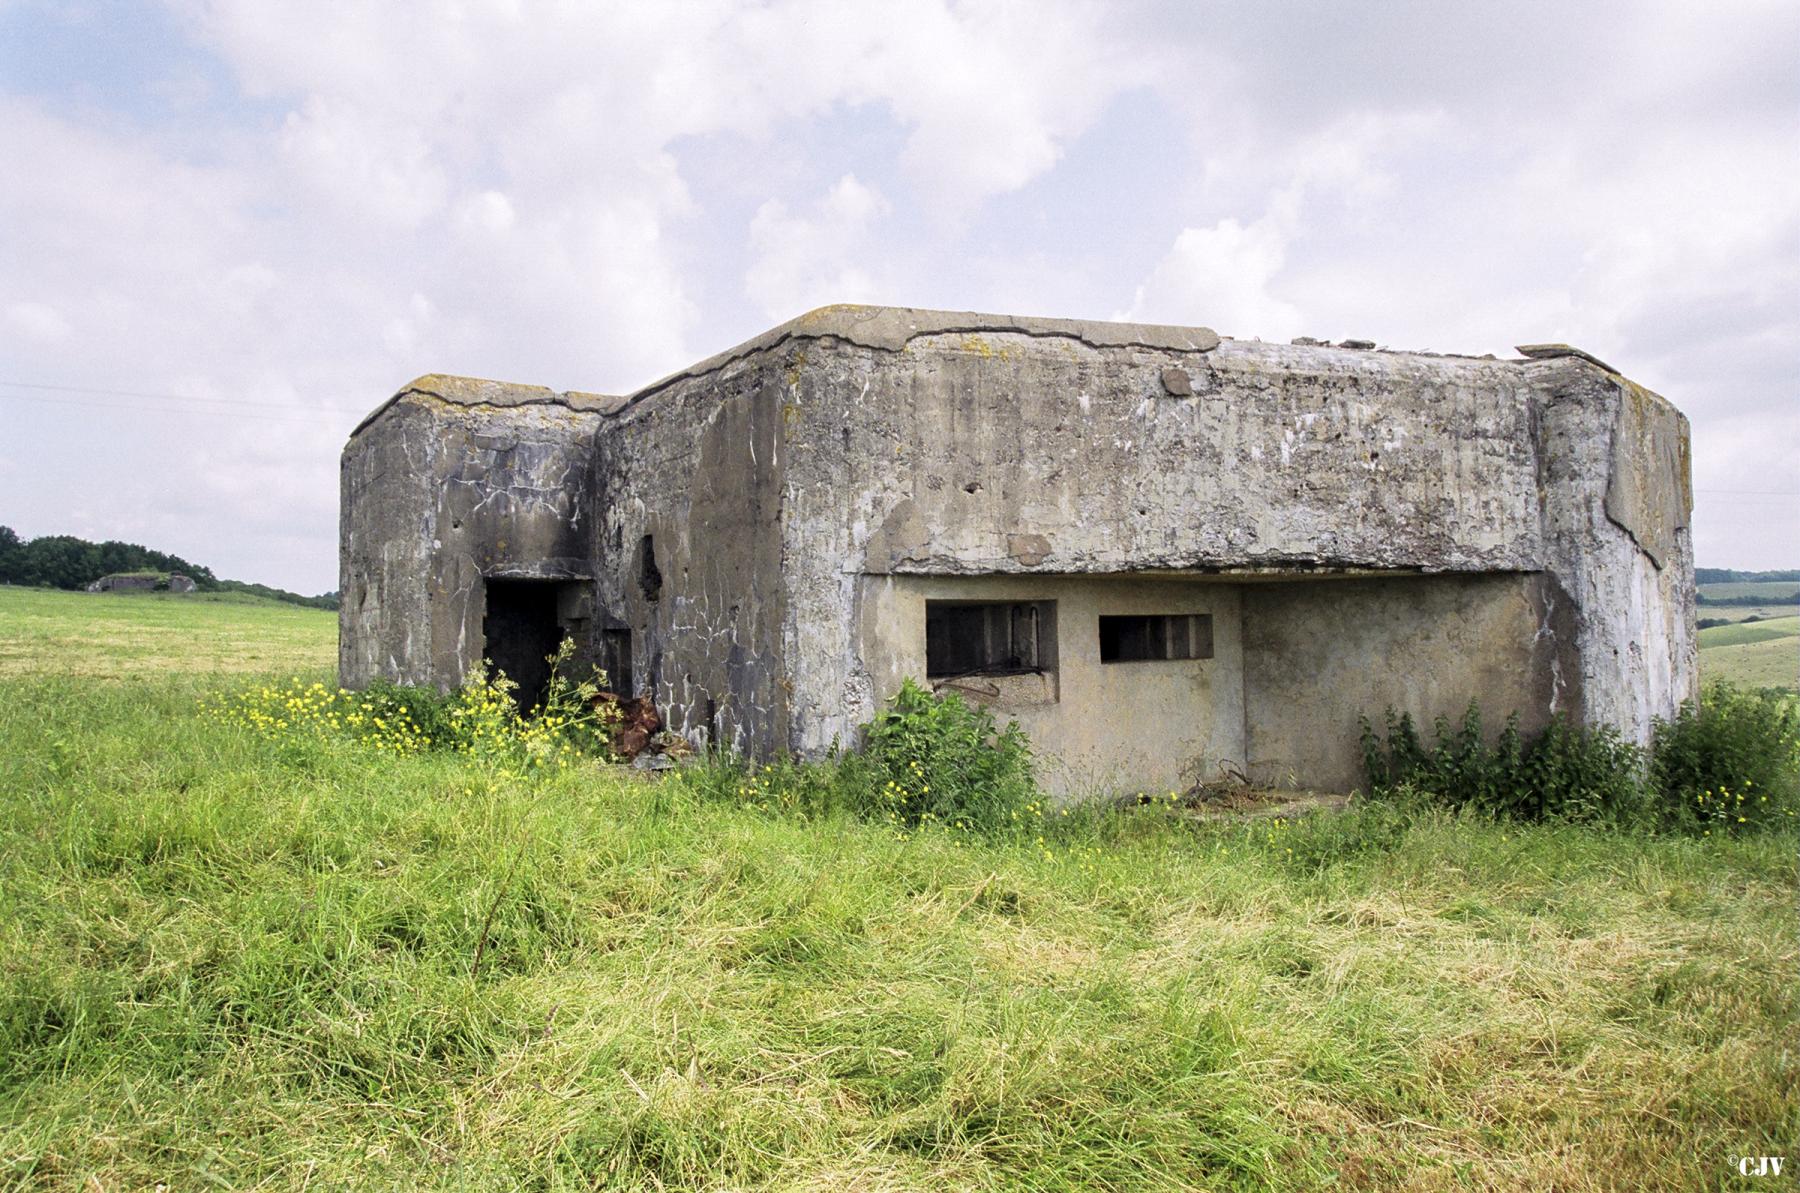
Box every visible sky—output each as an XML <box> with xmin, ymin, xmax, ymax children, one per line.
<box><xmin>1</xmin><ymin>0</ymin><xmax>1796</xmax><ymax>594</ymax></box>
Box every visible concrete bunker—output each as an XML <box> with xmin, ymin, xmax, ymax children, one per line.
<box><xmin>340</xmin><ymin>305</ymin><xmax>1696</xmax><ymax>797</ymax></box>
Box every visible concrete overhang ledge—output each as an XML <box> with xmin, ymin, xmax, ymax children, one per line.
<box><xmin>774</xmin><ymin>304</ymin><xmax>1225</xmax><ymax>355</ymax></box>
<box><xmin>349</xmin><ymin>373</ymin><xmax>622</xmax><ymax>437</ymax></box>
<box><xmin>1515</xmin><ymin>343</ymin><xmax>1622</xmax><ymax>376</ymax></box>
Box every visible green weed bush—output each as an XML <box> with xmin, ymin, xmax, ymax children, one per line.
<box><xmin>1360</xmin><ymin>703</ymin><xmax>1648</xmax><ymax>825</ymax></box>
<box><xmin>1523</xmin><ymin>717</ymin><xmax>1651</xmax><ymax>824</ymax></box>
<box><xmin>1651</xmin><ymin>682</ymin><xmax>1799</xmax><ymax>833</ymax></box>
<box><xmin>1363</xmin><ymin>687</ymin><xmax>1800</xmax><ymax>835</ymax></box>
<box><xmin>852</xmin><ymin>678</ymin><xmax>1039</xmax><ymax>833</ymax></box>
<box><xmin>681</xmin><ymin>679</ymin><xmax>1041</xmax><ymax>837</ymax></box>
<box><xmin>361</xmin><ymin>677</ymin><xmax>461</xmax><ymax>743</ymax></box>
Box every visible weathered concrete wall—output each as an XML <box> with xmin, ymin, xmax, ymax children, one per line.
<box><xmin>339</xmin><ymin>376</ymin><xmax>609</xmax><ymax>690</ymax></box>
<box><xmin>1532</xmin><ymin>356</ymin><xmax>1696</xmax><ymax>741</ymax></box>
<box><xmin>789</xmin><ymin>333</ymin><xmax>1545</xmax><ymax>580</ymax></box>
<box><xmin>591</xmin><ymin>353</ymin><xmax>788</xmax><ymax>752</ymax></box>
<box><xmin>1241</xmin><ymin>574</ymin><xmax>1569</xmax><ymax>792</ymax></box>
<box><xmin>856</xmin><ymin>574</ymin><xmax>1246</xmax><ymax>796</ymax></box>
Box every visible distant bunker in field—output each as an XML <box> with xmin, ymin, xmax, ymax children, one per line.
<box><xmin>88</xmin><ymin>572</ymin><xmax>196</xmax><ymax>594</ymax></box>
<box><xmin>339</xmin><ymin>305</ymin><xmax>1696</xmax><ymax>796</ymax></box>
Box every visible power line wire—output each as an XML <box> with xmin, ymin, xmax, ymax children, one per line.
<box><xmin>0</xmin><ymin>378</ymin><xmax>362</xmax><ymax>416</ymax></box>
<box><xmin>0</xmin><ymin>390</ymin><xmax>351</xmax><ymax>426</ymax></box>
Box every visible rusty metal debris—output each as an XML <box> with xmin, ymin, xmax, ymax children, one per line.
<box><xmin>594</xmin><ymin>691</ymin><xmax>662</xmax><ymax>759</ymax></box>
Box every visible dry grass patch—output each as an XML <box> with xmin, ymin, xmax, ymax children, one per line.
<box><xmin>974</xmin><ymin>922</ymin><xmax>1104</xmax><ymax>983</ymax></box>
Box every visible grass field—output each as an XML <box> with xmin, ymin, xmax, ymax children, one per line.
<box><xmin>0</xmin><ymin>586</ymin><xmax>335</xmax><ymax>677</ymax></box>
<box><xmin>1699</xmin><ymin>617</ymin><xmax>1800</xmax><ymax>649</ymax></box>
<box><xmin>1</xmin><ymin>590</ymin><xmax>1795</xmax><ymax>1190</ymax></box>
<box><xmin>1698</xmin><ymin>614</ymin><xmax>1799</xmax><ymax>692</ymax></box>
<box><xmin>1692</xmin><ymin>583</ymin><xmax>1792</xmax><ymax>640</ymax></box>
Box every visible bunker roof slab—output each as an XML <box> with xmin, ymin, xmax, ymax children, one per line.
<box><xmin>351</xmin><ymin>304</ymin><xmax>1644</xmax><ymax>436</ymax></box>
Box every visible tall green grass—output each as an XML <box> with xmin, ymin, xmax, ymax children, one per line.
<box><xmin>3</xmin><ymin>669</ymin><xmax>1795</xmax><ymax>1190</ymax></box>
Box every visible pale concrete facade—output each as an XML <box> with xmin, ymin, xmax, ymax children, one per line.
<box><xmin>340</xmin><ymin>305</ymin><xmax>1696</xmax><ymax>795</ymax></box>
<box><xmin>858</xmin><ymin>574</ymin><xmax>1246</xmax><ymax>794</ymax></box>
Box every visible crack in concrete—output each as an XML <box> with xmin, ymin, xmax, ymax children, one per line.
<box><xmin>351</xmin><ymin>384</ymin><xmax>613</xmax><ymax>438</ymax></box>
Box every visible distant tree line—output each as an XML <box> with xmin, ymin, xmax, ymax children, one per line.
<box><xmin>1695</xmin><ymin>567</ymin><xmax>1800</xmax><ymax>584</ymax></box>
<box><xmin>0</xmin><ymin>525</ymin><xmax>217</xmax><ymax>590</ymax></box>
<box><xmin>1693</xmin><ymin>567</ymin><xmax>1800</xmax><ymax>607</ymax></box>
<box><xmin>0</xmin><ymin>525</ymin><xmax>337</xmax><ymax>610</ymax></box>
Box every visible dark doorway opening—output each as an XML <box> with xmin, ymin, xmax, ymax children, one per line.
<box><xmin>483</xmin><ymin>579</ymin><xmax>567</xmax><ymax>711</ymax></box>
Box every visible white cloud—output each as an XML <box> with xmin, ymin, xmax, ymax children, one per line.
<box><xmin>457</xmin><ymin>190</ymin><xmax>516</xmax><ymax>235</ymax></box>
<box><xmin>745</xmin><ymin>174</ymin><xmax>891</xmax><ymax>320</ymax></box>
<box><xmin>1123</xmin><ymin>111</ymin><xmax>1447</xmax><ymax>339</ymax></box>
<box><xmin>863</xmin><ymin>0</ymin><xmax>1154</xmax><ymax>210</ymax></box>
<box><xmin>5</xmin><ymin>301</ymin><xmax>73</xmax><ymax>343</ymax></box>
<box><xmin>1121</xmin><ymin>216</ymin><xmax>1301</xmax><ymax>339</ymax></box>
<box><xmin>381</xmin><ymin>293</ymin><xmax>435</xmax><ymax>357</ymax></box>
<box><xmin>278</xmin><ymin>94</ymin><xmax>448</xmax><ymax>229</ymax></box>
